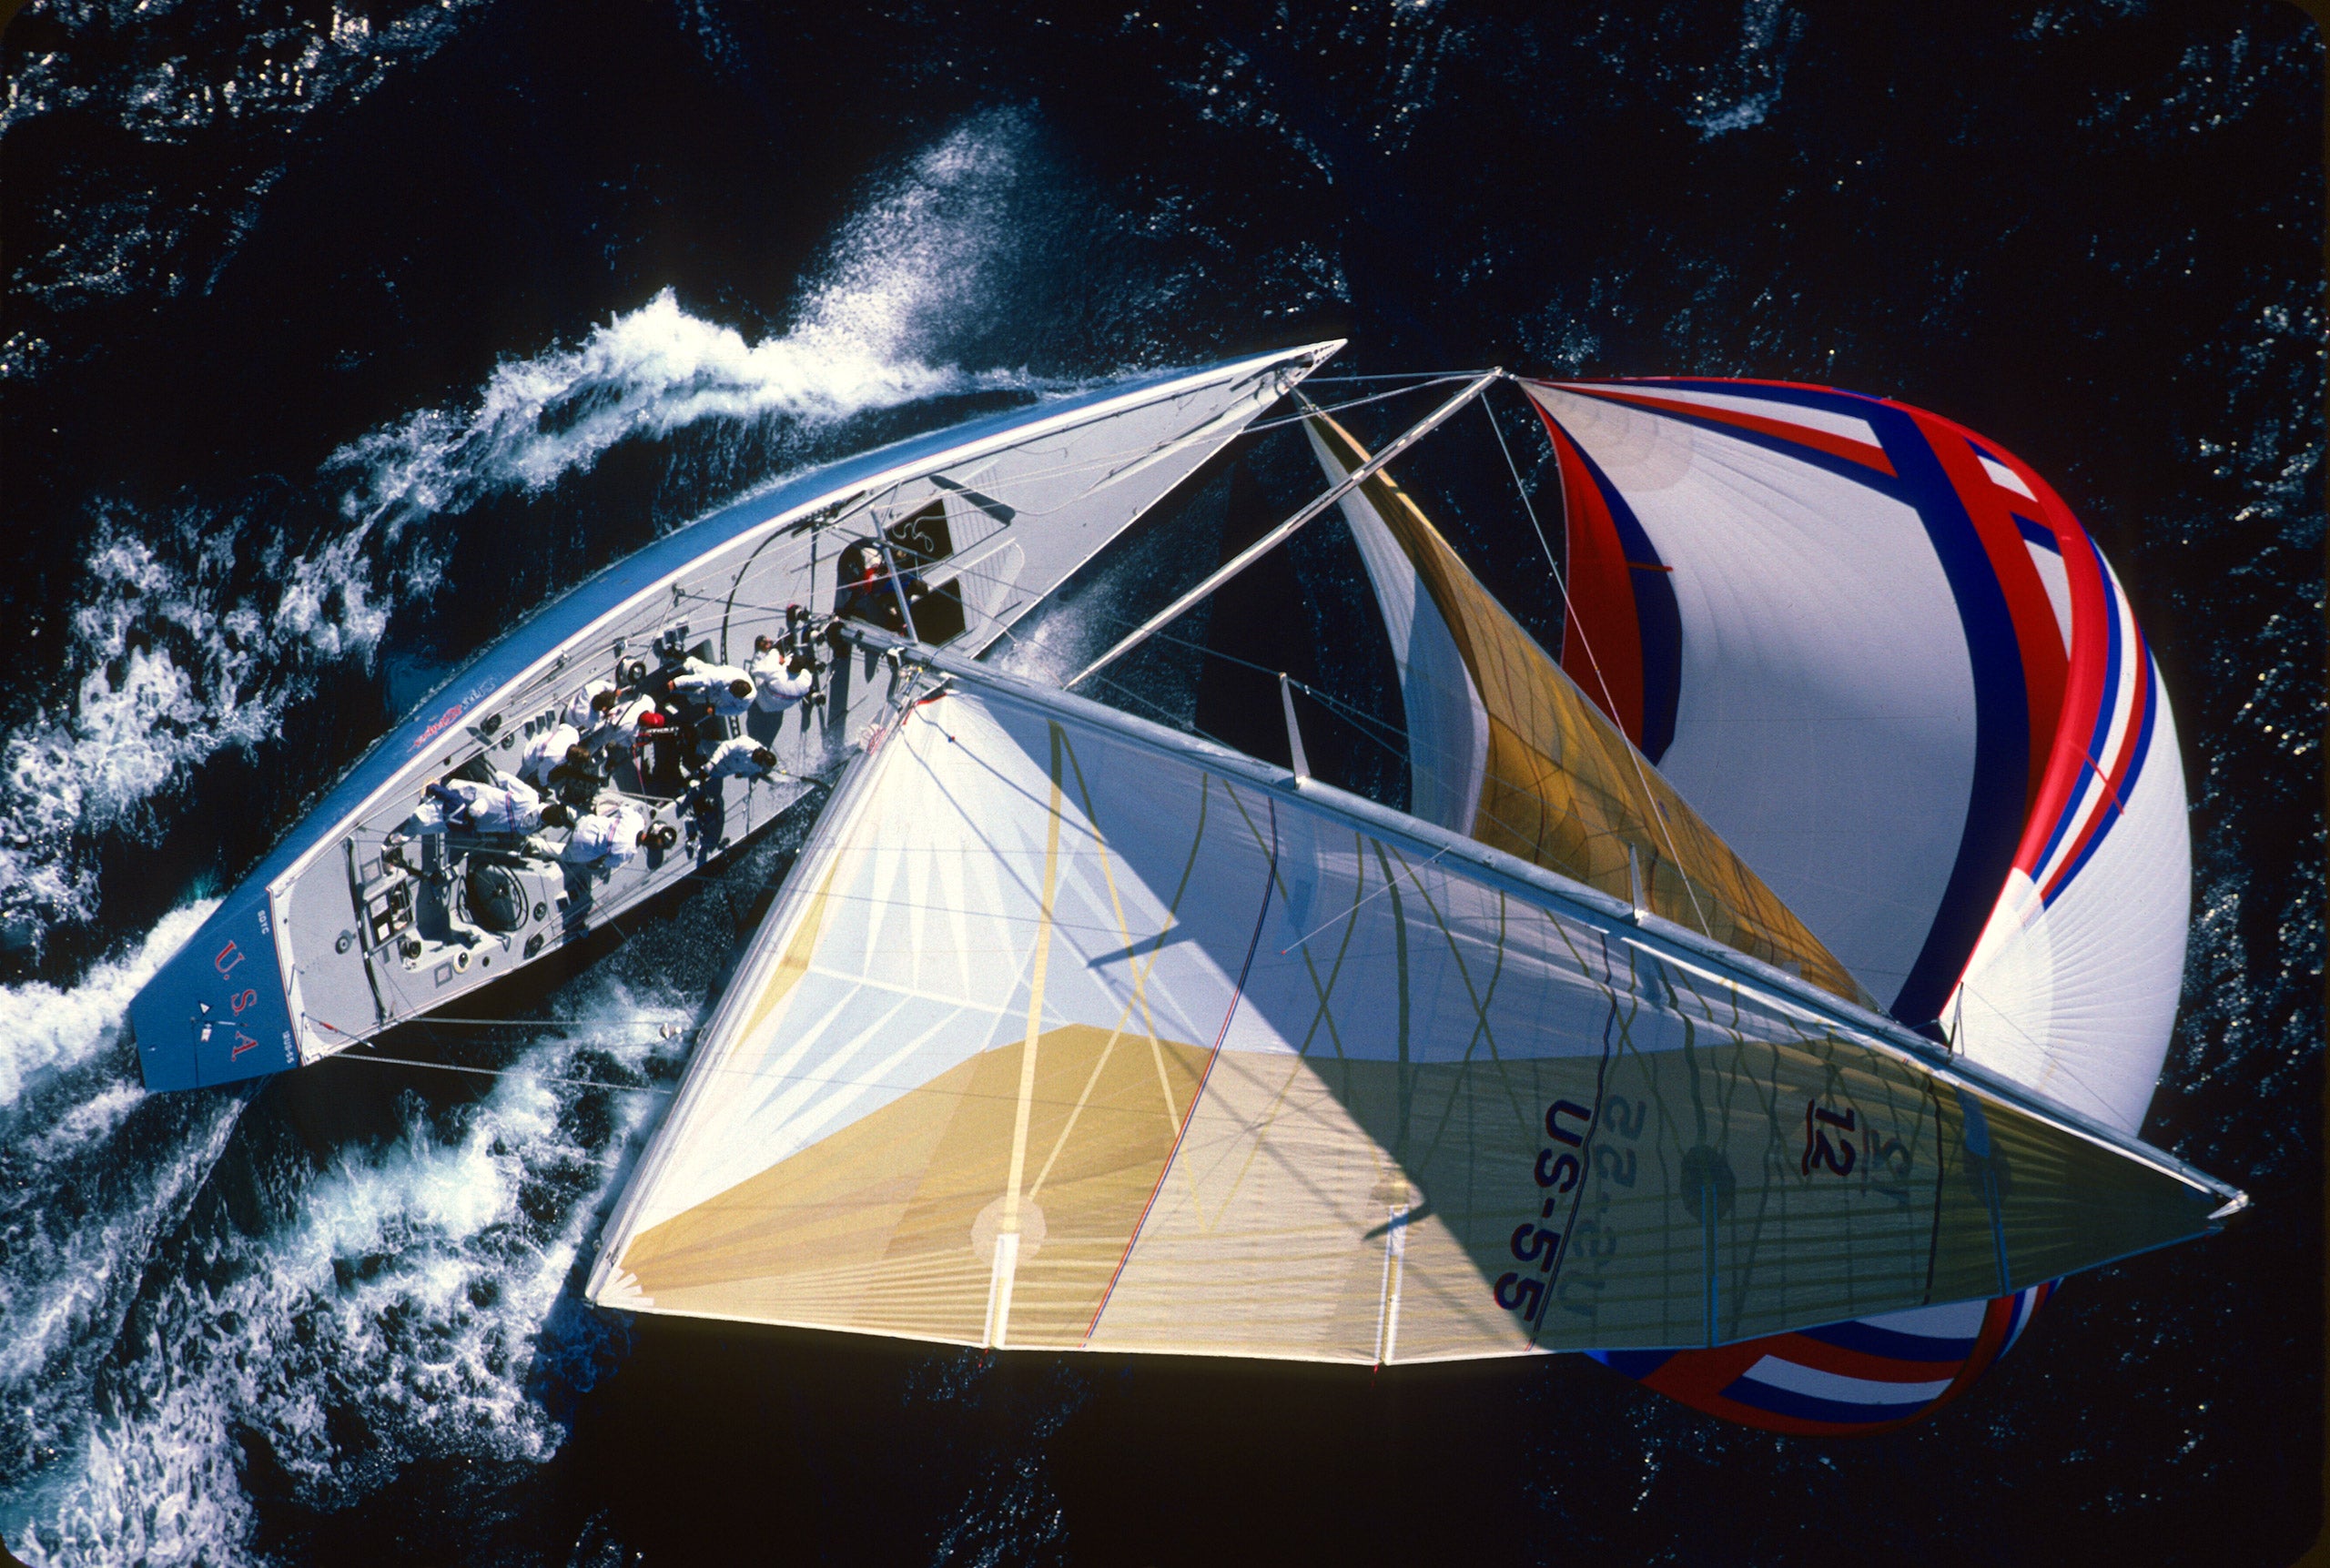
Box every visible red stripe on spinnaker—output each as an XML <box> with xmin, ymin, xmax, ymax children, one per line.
<box><xmin>2041</xmin><ymin>627</ymin><xmax>2150</xmax><ymax>904</ymax></box>
<box><xmin>1766</xmin><ymin>1337</ymin><xmax>1965</xmax><ymax>1386</ymax></box>
<box><xmin>2007</xmin><ymin>474</ymin><xmax>2115</xmax><ymax>881</ymax></box>
<box><xmin>1532</xmin><ymin>401</ymin><xmax>1648</xmax><ymax>744</ymax></box>
<box><xmin>1894</xmin><ymin>406</ymin><xmax>2072</xmax><ymax>820</ymax></box>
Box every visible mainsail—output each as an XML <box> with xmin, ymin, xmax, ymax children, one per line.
<box><xmin>1520</xmin><ymin>379</ymin><xmax>2186</xmax><ymax>1136</ymax></box>
<box><xmin>588</xmin><ymin>663</ymin><xmax>2234</xmax><ymax>1363</ymax></box>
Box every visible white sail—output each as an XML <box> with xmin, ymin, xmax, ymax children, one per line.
<box><xmin>589</xmin><ymin>663</ymin><xmax>2235</xmax><ymax>1363</ymax></box>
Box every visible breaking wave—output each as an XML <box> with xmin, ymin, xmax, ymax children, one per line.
<box><xmin>1683</xmin><ymin>0</ymin><xmax>1803</xmax><ymax>137</ymax></box>
<box><xmin>329</xmin><ymin>113</ymin><xmax>1045</xmax><ymax>532</ymax></box>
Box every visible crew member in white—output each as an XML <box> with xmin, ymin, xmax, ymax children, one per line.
<box><xmin>690</xmin><ymin>738</ymin><xmax>780</xmax><ymax>789</ymax></box>
<box><xmin>425</xmin><ymin>771</ymin><xmax>544</xmax><ymax>835</ymax></box>
<box><xmin>518</xmin><ymin>721</ymin><xmax>582</xmax><ymax>787</ymax></box>
<box><xmin>670</xmin><ymin>657</ymin><xmax>756</xmax><ymax>718</ymax></box>
<box><xmin>564</xmin><ymin>678</ymin><xmax>617</xmax><ymax>732</ymax></box>
<box><xmin>591</xmin><ymin>693</ymin><xmax>656</xmax><ymax>754</ymax></box>
<box><xmin>557</xmin><ymin>803</ymin><xmax>652</xmax><ymax>869</ymax></box>
<box><xmin>746</xmin><ymin>634</ymin><xmax>818</xmax><ymax>716</ymax></box>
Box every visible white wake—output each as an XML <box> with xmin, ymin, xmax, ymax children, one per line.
<box><xmin>0</xmin><ymin>112</ymin><xmax>1045</xmax><ymax>944</ymax></box>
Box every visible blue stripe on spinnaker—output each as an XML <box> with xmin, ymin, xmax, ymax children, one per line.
<box><xmin>1796</xmin><ymin>1319</ymin><xmax>1980</xmax><ymax>1362</ymax></box>
<box><xmin>2047</xmin><ymin>638</ymin><xmax>2160</xmax><ymax>907</ymax></box>
<box><xmin>1574</xmin><ymin>387</ymin><xmax>1913</xmax><ymax>502</ymax></box>
<box><xmin>2013</xmin><ymin>513</ymin><xmax>2060</xmax><ymax>552</ymax></box>
<box><xmin>1866</xmin><ymin>403</ymin><xmax>2031</xmax><ymax>1032</ymax></box>
<box><xmin>1587</xmin><ymin>1348</ymin><xmax>1679</xmax><ymax>1379</ymax></box>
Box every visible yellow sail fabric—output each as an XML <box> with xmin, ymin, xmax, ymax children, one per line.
<box><xmin>1306</xmin><ymin>413</ymin><xmax>1871</xmax><ymax>1007</ymax></box>
<box><xmin>588</xmin><ymin>682</ymin><xmax>2226</xmax><ymax>1361</ymax></box>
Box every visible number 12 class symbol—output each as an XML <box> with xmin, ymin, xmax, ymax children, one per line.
<box><xmin>1803</xmin><ymin>1100</ymin><xmax>1858</xmax><ymax>1177</ymax></box>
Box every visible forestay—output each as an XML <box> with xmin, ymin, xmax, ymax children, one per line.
<box><xmin>1519</xmin><ymin>379</ymin><xmax>2187</xmax><ymax>1137</ymax></box>
<box><xmin>588</xmin><ymin>673</ymin><xmax>2229</xmax><ymax>1363</ymax></box>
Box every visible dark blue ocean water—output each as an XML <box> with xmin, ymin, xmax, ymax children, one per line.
<box><xmin>0</xmin><ymin>2</ymin><xmax>2321</xmax><ymax>1563</ymax></box>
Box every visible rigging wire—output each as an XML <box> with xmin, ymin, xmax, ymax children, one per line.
<box><xmin>330</xmin><ymin>1048</ymin><xmax>677</xmax><ymax>1096</ymax></box>
<box><xmin>381</xmin><ymin>368</ymin><xmax>1756</xmax><ymax>1031</ymax></box>
<box><xmin>1238</xmin><ymin>374</ymin><xmax>1482</xmax><ymax>438</ymax></box>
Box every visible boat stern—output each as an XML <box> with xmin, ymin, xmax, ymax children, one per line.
<box><xmin>127</xmin><ymin>885</ymin><xmax>300</xmax><ymax>1091</ymax></box>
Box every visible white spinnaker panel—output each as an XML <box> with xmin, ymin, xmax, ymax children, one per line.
<box><xmin>1302</xmin><ymin>420</ymin><xmax>1489</xmax><ymax>832</ymax></box>
<box><xmin>591</xmin><ymin>681</ymin><xmax>2226</xmax><ymax>1362</ymax></box>
<box><xmin>1950</xmin><ymin>596</ymin><xmax>2188</xmax><ymax>1135</ymax></box>
<box><xmin>1524</xmin><ymin>385</ymin><xmax>1979</xmax><ymax>1012</ymax></box>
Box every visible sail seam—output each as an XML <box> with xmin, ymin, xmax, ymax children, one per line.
<box><xmin>1080</xmin><ymin>794</ymin><xmax>1281</xmax><ymax>1347</ymax></box>
<box><xmin>985</xmin><ymin>723</ymin><xmax>1067</xmax><ymax>1349</ymax></box>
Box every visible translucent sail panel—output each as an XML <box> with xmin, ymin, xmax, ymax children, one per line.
<box><xmin>1302</xmin><ymin>414</ymin><xmax>1869</xmax><ymax>1010</ymax></box>
<box><xmin>589</xmin><ymin>683</ymin><xmax>2227</xmax><ymax>1362</ymax></box>
<box><xmin>1946</xmin><ymin>548</ymin><xmax>2190</xmax><ymax>1134</ymax></box>
<box><xmin>1520</xmin><ymin>379</ymin><xmax>2189</xmax><ymax>1135</ymax></box>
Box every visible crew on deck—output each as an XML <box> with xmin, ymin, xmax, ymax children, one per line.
<box><xmin>518</xmin><ymin>722</ymin><xmax>582</xmax><ymax>788</ymax></box>
<box><xmin>684</xmin><ymin>739</ymin><xmax>780</xmax><ymax>809</ymax></box>
<box><xmin>551</xmin><ymin>802</ymin><xmax>663</xmax><ymax>870</ymax></box>
<box><xmin>425</xmin><ymin>771</ymin><xmax>545</xmax><ymax>836</ymax></box>
<box><xmin>592</xmin><ymin>692</ymin><xmax>657</xmax><ymax>755</ymax></box>
<box><xmin>747</xmin><ymin>633</ymin><xmax>819</xmax><ymax>716</ymax></box>
<box><xmin>832</xmin><ymin>540</ymin><xmax>928</xmax><ymax>638</ymax></box>
<box><xmin>544</xmin><ymin>744</ymin><xmax>606</xmax><ymax>809</ymax></box>
<box><xmin>564</xmin><ymin>679</ymin><xmax>618</xmax><ymax>733</ymax></box>
<box><xmin>631</xmin><ymin>708</ymin><xmax>689</xmax><ymax>795</ymax></box>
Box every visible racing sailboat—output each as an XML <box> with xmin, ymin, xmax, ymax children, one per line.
<box><xmin>585</xmin><ymin>364</ymin><xmax>2241</xmax><ymax>1422</ymax></box>
<box><xmin>125</xmin><ymin>341</ymin><xmax>1343</xmax><ymax>1090</ymax></box>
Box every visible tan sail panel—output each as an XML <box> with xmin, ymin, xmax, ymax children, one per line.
<box><xmin>1306</xmin><ymin>413</ymin><xmax>1869</xmax><ymax>1007</ymax></box>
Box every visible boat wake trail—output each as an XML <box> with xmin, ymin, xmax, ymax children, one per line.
<box><xmin>329</xmin><ymin>111</ymin><xmax>1048</xmax><ymax>533</ymax></box>
<box><xmin>0</xmin><ymin>111</ymin><xmax>1049</xmax><ymax>953</ymax></box>
<box><xmin>0</xmin><ymin>108</ymin><xmax>1077</xmax><ymax>1563</ymax></box>
<box><xmin>0</xmin><ymin>904</ymin><xmax>238</xmax><ymax>1557</ymax></box>
<box><xmin>6</xmin><ymin>976</ymin><xmax>694</xmax><ymax>1568</ymax></box>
